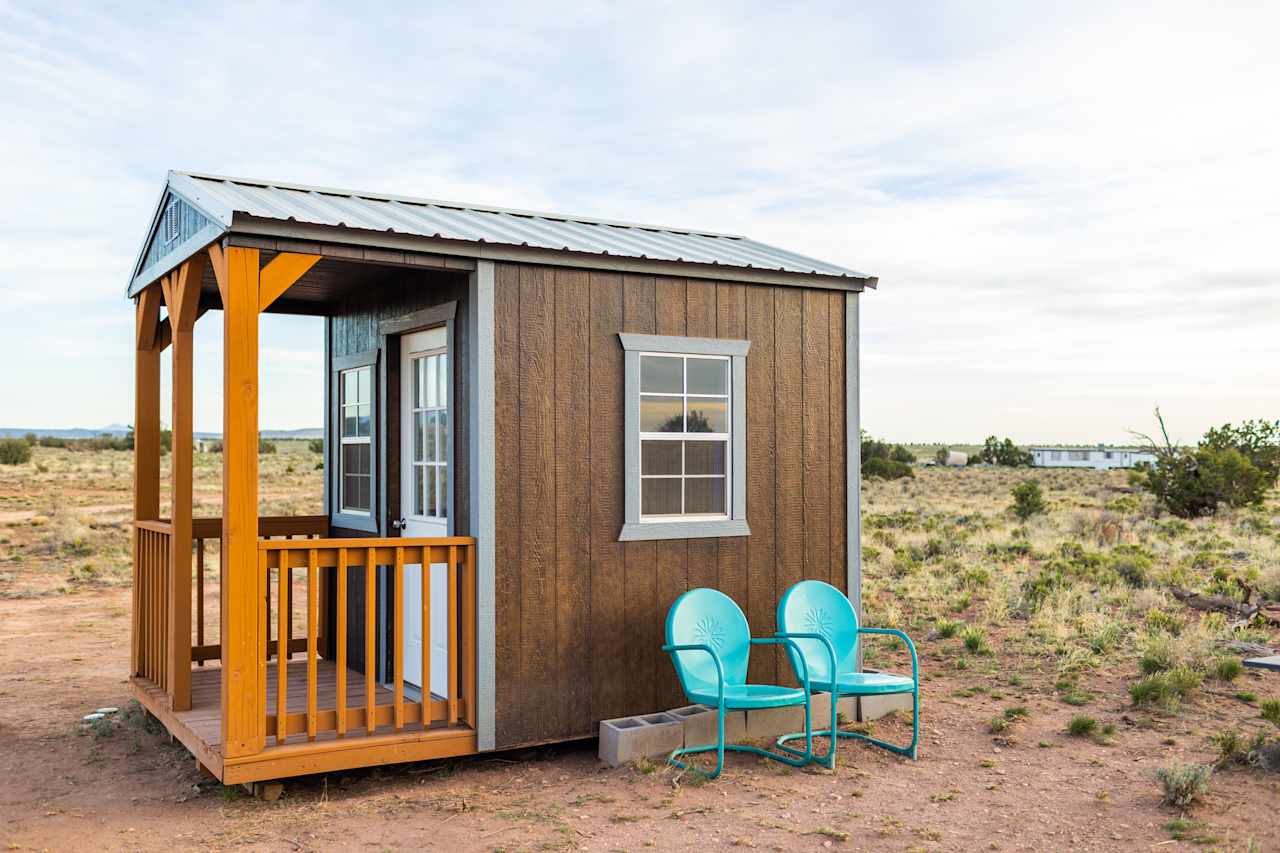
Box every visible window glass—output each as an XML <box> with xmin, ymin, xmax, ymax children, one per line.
<box><xmin>640</xmin><ymin>396</ymin><xmax>684</xmax><ymax>432</ymax></box>
<box><xmin>685</xmin><ymin>398</ymin><xmax>727</xmax><ymax>433</ymax></box>
<box><xmin>686</xmin><ymin>358</ymin><xmax>727</xmax><ymax>395</ymax></box>
<box><xmin>339</xmin><ymin>365</ymin><xmax>373</xmax><ymax>514</ymax></box>
<box><xmin>641</xmin><ymin>356</ymin><xmax>683</xmax><ymax>394</ymax></box>
<box><xmin>637</xmin><ymin>352</ymin><xmax>732</xmax><ymax>521</ymax></box>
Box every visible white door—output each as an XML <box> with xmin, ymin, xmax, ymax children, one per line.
<box><xmin>399</xmin><ymin>328</ymin><xmax>449</xmax><ymax>701</ymax></box>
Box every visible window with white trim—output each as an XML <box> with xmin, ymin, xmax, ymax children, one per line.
<box><xmin>339</xmin><ymin>366</ymin><xmax>373</xmax><ymax>514</ymax></box>
<box><xmin>639</xmin><ymin>354</ymin><xmax>730</xmax><ymax>519</ymax></box>
<box><xmin>619</xmin><ymin>333</ymin><xmax>750</xmax><ymax>542</ymax></box>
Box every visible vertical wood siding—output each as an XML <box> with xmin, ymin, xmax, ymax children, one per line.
<box><xmin>493</xmin><ymin>262</ymin><xmax>849</xmax><ymax>748</ymax></box>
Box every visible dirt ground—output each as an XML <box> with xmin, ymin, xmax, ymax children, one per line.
<box><xmin>1</xmin><ymin>444</ymin><xmax>1278</xmax><ymax>851</ymax></box>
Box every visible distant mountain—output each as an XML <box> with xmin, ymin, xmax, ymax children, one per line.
<box><xmin>0</xmin><ymin>426</ymin><xmax>323</xmax><ymax>440</ymax></box>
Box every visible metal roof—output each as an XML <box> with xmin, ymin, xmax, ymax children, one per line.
<box><xmin>130</xmin><ymin>170</ymin><xmax>874</xmax><ymax>295</ymax></box>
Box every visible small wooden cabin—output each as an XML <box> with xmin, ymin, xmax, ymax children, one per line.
<box><xmin>126</xmin><ymin>171</ymin><xmax>876</xmax><ymax>784</ymax></box>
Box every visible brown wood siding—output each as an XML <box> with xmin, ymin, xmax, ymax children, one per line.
<box><xmin>492</xmin><ymin>262</ymin><xmax>849</xmax><ymax>748</ymax></box>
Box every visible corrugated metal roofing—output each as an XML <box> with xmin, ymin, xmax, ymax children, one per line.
<box><xmin>163</xmin><ymin>170</ymin><xmax>871</xmax><ymax>282</ymax></box>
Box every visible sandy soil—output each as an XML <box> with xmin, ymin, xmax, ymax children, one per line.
<box><xmin>2</xmin><ymin>588</ymin><xmax>1277</xmax><ymax>853</ymax></box>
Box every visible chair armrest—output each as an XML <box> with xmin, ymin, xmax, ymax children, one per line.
<box><xmin>661</xmin><ymin>643</ymin><xmax>727</xmax><ymax>707</ymax></box>
<box><xmin>749</xmin><ymin>637</ymin><xmax>811</xmax><ymax>692</ymax></box>
<box><xmin>857</xmin><ymin>627</ymin><xmax>920</xmax><ymax>685</ymax></box>
<box><xmin>774</xmin><ymin>631</ymin><xmax>838</xmax><ymax>688</ymax></box>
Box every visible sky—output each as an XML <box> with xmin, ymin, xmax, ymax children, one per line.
<box><xmin>0</xmin><ymin>1</ymin><xmax>1276</xmax><ymax>444</ymax></box>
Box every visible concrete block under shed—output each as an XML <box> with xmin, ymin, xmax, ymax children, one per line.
<box><xmin>859</xmin><ymin>690</ymin><xmax>915</xmax><ymax>722</ymax></box>
<box><xmin>598</xmin><ymin>712</ymin><xmax>683</xmax><ymax>767</ymax></box>
<box><xmin>809</xmin><ymin>692</ymin><xmax>858</xmax><ymax>727</ymax></box>
<box><xmin>670</xmin><ymin>704</ymin><xmax>747</xmax><ymax>748</ymax></box>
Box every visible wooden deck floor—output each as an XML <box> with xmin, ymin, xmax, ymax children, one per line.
<box><xmin>130</xmin><ymin>661</ymin><xmax>476</xmax><ymax>784</ymax></box>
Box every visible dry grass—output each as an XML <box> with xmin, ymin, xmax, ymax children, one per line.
<box><xmin>0</xmin><ymin>440</ymin><xmax>321</xmax><ymax>598</ymax></box>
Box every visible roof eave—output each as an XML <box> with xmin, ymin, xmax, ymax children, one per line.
<box><xmin>227</xmin><ymin>214</ymin><xmax>877</xmax><ymax>292</ymax></box>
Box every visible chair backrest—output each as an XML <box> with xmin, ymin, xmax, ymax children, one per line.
<box><xmin>665</xmin><ymin>588</ymin><xmax>751</xmax><ymax>698</ymax></box>
<box><xmin>776</xmin><ymin>580</ymin><xmax>859</xmax><ymax>684</ymax></box>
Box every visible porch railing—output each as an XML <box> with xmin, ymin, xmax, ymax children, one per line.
<box><xmin>134</xmin><ymin>520</ymin><xmax>173</xmax><ymax>689</ymax></box>
<box><xmin>259</xmin><ymin>537</ymin><xmax>477</xmax><ymax>743</ymax></box>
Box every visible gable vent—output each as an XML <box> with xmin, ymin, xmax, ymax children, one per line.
<box><xmin>164</xmin><ymin>201</ymin><xmax>181</xmax><ymax>244</ymax></box>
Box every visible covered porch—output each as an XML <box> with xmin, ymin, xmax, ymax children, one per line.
<box><xmin>129</xmin><ymin>221</ymin><xmax>482</xmax><ymax>783</ymax></box>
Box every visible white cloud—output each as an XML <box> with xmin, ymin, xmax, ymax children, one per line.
<box><xmin>0</xmin><ymin>1</ymin><xmax>1275</xmax><ymax>441</ymax></box>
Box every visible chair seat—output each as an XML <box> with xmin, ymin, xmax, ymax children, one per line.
<box><xmin>815</xmin><ymin>672</ymin><xmax>915</xmax><ymax>696</ymax></box>
<box><xmin>688</xmin><ymin>683</ymin><xmax>808</xmax><ymax>710</ymax></box>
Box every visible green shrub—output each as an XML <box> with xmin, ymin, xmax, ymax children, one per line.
<box><xmin>258</xmin><ymin>438</ymin><xmax>277</xmax><ymax>455</ymax></box>
<box><xmin>1155</xmin><ymin>763</ymin><xmax>1212</xmax><ymax>808</ymax></box>
<box><xmin>1003</xmin><ymin>706</ymin><xmax>1030</xmax><ymax>721</ymax></box>
<box><xmin>0</xmin><ymin>438</ymin><xmax>32</xmax><ymax>465</ymax></box>
<box><xmin>1011</xmin><ymin>480</ymin><xmax>1046</xmax><ymax>521</ymax></box>
<box><xmin>934</xmin><ymin>620</ymin><xmax>961</xmax><ymax>639</ymax></box>
<box><xmin>977</xmin><ymin>435</ymin><xmax>1032</xmax><ymax>467</ymax></box>
<box><xmin>962</xmin><ymin>625</ymin><xmax>989</xmax><ymax>655</ymax></box>
<box><xmin>1067</xmin><ymin>715</ymin><xmax>1097</xmax><ymax>737</ymax></box>
<box><xmin>1131</xmin><ymin>667</ymin><xmax>1201</xmax><ymax>711</ymax></box>
<box><xmin>1145</xmin><ymin>608</ymin><xmax>1183</xmax><ymax>636</ymax></box>
<box><xmin>1211</xmin><ymin>658</ymin><xmax>1243</xmax><ymax>682</ymax></box>
<box><xmin>1262</xmin><ymin>699</ymin><xmax>1280</xmax><ymax>729</ymax></box>
<box><xmin>308</xmin><ymin>438</ymin><xmax>324</xmax><ymax>454</ymax></box>
<box><xmin>1134</xmin><ymin>411</ymin><xmax>1280</xmax><ymax>517</ymax></box>
<box><xmin>1139</xmin><ymin>634</ymin><xmax>1178</xmax><ymax>675</ymax></box>
<box><xmin>863</xmin><ymin>457</ymin><xmax>914</xmax><ymax>480</ymax></box>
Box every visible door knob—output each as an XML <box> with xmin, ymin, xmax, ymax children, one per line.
<box><xmin>391</xmin><ymin>517</ymin><xmax>406</xmax><ymax>530</ymax></box>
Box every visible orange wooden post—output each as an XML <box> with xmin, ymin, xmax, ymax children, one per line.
<box><xmin>365</xmin><ymin>547</ymin><xmax>376</xmax><ymax>734</ymax></box>
<box><xmin>220</xmin><ymin>244</ymin><xmax>264</xmax><ymax>758</ymax></box>
<box><xmin>164</xmin><ymin>256</ymin><xmax>204</xmax><ymax>711</ymax></box>
<box><xmin>393</xmin><ymin>547</ymin><xmax>405</xmax><ymax>731</ymax></box>
<box><xmin>277</xmin><ymin>560</ymin><xmax>289</xmax><ymax>745</ymax></box>
<box><xmin>307</xmin><ymin>548</ymin><xmax>318</xmax><ymax>741</ymax></box>
<box><xmin>336</xmin><ymin>550</ymin><xmax>348</xmax><ymax>737</ymax></box>
<box><xmin>463</xmin><ymin>542</ymin><xmax>477</xmax><ymax>730</ymax></box>
<box><xmin>447</xmin><ymin>545</ymin><xmax>458</xmax><ymax>726</ymax></box>
<box><xmin>421</xmin><ymin>551</ymin><xmax>431</xmax><ymax>724</ymax></box>
<box><xmin>133</xmin><ymin>285</ymin><xmax>162</xmax><ymax>677</ymax></box>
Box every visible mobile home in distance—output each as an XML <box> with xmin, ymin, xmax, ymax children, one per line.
<box><xmin>1029</xmin><ymin>445</ymin><xmax>1156</xmax><ymax>470</ymax></box>
<box><xmin>124</xmin><ymin>171</ymin><xmax>875</xmax><ymax>785</ymax></box>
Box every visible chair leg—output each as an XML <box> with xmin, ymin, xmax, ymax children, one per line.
<box><xmin>775</xmin><ymin>690</ymin><xmax>838</xmax><ymax>769</ymax></box>
<box><xmin>667</xmin><ymin>701</ymin><xmax>815</xmax><ymax>780</ymax></box>
<box><xmin>778</xmin><ymin>690</ymin><xmax>919</xmax><ymax>761</ymax></box>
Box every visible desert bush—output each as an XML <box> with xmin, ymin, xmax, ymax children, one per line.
<box><xmin>23</xmin><ymin>432</ymin><xmax>37</xmax><ymax>445</ymax></box>
<box><xmin>308</xmin><ymin>438</ymin><xmax>324</xmax><ymax>454</ymax></box>
<box><xmin>1262</xmin><ymin>699</ymin><xmax>1280</xmax><ymax>729</ymax></box>
<box><xmin>1134</xmin><ymin>411</ymin><xmax>1280</xmax><ymax>517</ymax></box>
<box><xmin>1140</xmin><ymin>634</ymin><xmax>1178</xmax><ymax>675</ymax></box>
<box><xmin>974</xmin><ymin>435</ymin><xmax>1032</xmax><ymax>467</ymax></box>
<box><xmin>0</xmin><ymin>438</ymin><xmax>32</xmax><ymax>465</ymax></box>
<box><xmin>1010</xmin><ymin>480</ymin><xmax>1046</xmax><ymax>521</ymax></box>
<box><xmin>259</xmin><ymin>438</ymin><xmax>277</xmax><ymax>455</ymax></box>
<box><xmin>1067</xmin><ymin>715</ymin><xmax>1097</xmax><ymax>737</ymax></box>
<box><xmin>1155</xmin><ymin>763</ymin><xmax>1212</xmax><ymax>807</ymax></box>
<box><xmin>962</xmin><ymin>625</ymin><xmax>989</xmax><ymax>655</ymax></box>
<box><xmin>1211</xmin><ymin>658</ymin><xmax>1243</xmax><ymax>682</ymax></box>
<box><xmin>863</xmin><ymin>457</ymin><xmax>913</xmax><ymax>480</ymax></box>
<box><xmin>1130</xmin><ymin>666</ymin><xmax>1201</xmax><ymax>711</ymax></box>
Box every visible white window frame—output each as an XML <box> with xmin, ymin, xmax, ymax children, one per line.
<box><xmin>409</xmin><ymin>347</ymin><xmax>449</xmax><ymax>520</ymax></box>
<box><xmin>618</xmin><ymin>333</ymin><xmax>750</xmax><ymax>542</ymax></box>
<box><xmin>339</xmin><ymin>364</ymin><xmax>374</xmax><ymax>516</ymax></box>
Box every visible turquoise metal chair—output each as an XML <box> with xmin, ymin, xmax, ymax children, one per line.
<box><xmin>662</xmin><ymin>588</ymin><xmax>837</xmax><ymax>779</ymax></box>
<box><xmin>775</xmin><ymin>580</ymin><xmax>920</xmax><ymax>763</ymax></box>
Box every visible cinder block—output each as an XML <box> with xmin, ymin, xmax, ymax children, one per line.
<box><xmin>809</xmin><ymin>692</ymin><xmax>858</xmax><ymax>727</ymax></box>
<box><xmin>598</xmin><ymin>713</ymin><xmax>684</xmax><ymax>767</ymax></box>
<box><xmin>859</xmin><ymin>690</ymin><xmax>914</xmax><ymax>722</ymax></box>
<box><xmin>670</xmin><ymin>703</ymin><xmax>747</xmax><ymax>747</ymax></box>
<box><xmin>744</xmin><ymin>703</ymin><xmax>807</xmax><ymax>739</ymax></box>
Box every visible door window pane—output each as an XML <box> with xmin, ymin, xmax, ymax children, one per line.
<box><xmin>641</xmin><ymin>356</ymin><xmax>683</xmax><ymax>393</ymax></box>
<box><xmin>424</xmin><ymin>411</ymin><xmax>438</xmax><ymax>462</ymax></box>
<box><xmin>438</xmin><ymin>467</ymin><xmax>448</xmax><ymax>518</ymax></box>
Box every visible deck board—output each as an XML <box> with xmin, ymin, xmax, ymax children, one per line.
<box><xmin>131</xmin><ymin>661</ymin><xmax>471</xmax><ymax>782</ymax></box>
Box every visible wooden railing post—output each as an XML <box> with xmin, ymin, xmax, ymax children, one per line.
<box><xmin>220</xmin><ymin>244</ymin><xmax>264</xmax><ymax>758</ymax></box>
<box><xmin>132</xmin><ymin>285</ymin><xmax>162</xmax><ymax>678</ymax></box>
<box><xmin>164</xmin><ymin>256</ymin><xmax>204</xmax><ymax>711</ymax></box>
